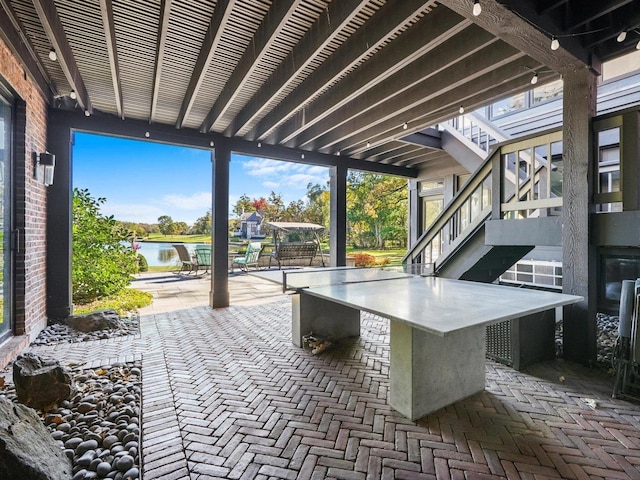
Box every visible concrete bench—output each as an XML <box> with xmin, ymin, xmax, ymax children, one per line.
<box><xmin>269</xmin><ymin>242</ymin><xmax>319</xmax><ymax>268</ymax></box>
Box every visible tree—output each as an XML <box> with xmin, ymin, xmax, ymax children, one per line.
<box><xmin>233</xmin><ymin>194</ymin><xmax>253</xmax><ymax>217</ymax></box>
<box><xmin>261</xmin><ymin>191</ymin><xmax>285</xmax><ymax>222</ymax></box>
<box><xmin>174</xmin><ymin>221</ymin><xmax>189</xmax><ymax>234</ymax></box>
<box><xmin>192</xmin><ymin>210</ymin><xmax>212</xmax><ymax>235</ymax></box>
<box><xmin>157</xmin><ymin>215</ymin><xmax>175</xmax><ymax>235</ymax></box>
<box><xmin>347</xmin><ymin>173</ymin><xmax>408</xmax><ymax>248</ymax></box>
<box><xmin>304</xmin><ymin>182</ymin><xmax>329</xmax><ymax>227</ymax></box>
<box><xmin>252</xmin><ymin>197</ymin><xmax>268</xmax><ymax>212</ymax></box>
<box><xmin>72</xmin><ymin>188</ymin><xmax>138</xmax><ymax>303</ymax></box>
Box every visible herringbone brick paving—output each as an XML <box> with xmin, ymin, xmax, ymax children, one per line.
<box><xmin>21</xmin><ymin>274</ymin><xmax>640</xmax><ymax>479</ymax></box>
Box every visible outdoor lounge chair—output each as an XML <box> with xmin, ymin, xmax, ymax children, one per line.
<box><xmin>194</xmin><ymin>245</ymin><xmax>211</xmax><ymax>275</ymax></box>
<box><xmin>172</xmin><ymin>244</ymin><xmax>196</xmax><ymax>275</ymax></box>
<box><xmin>231</xmin><ymin>242</ymin><xmax>263</xmax><ymax>272</ymax></box>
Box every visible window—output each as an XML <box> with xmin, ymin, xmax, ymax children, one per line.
<box><xmin>490</xmin><ymin>92</ymin><xmax>526</xmax><ymax>118</ymax></box>
<box><xmin>489</xmin><ymin>79</ymin><xmax>564</xmax><ymax>120</ymax></box>
<box><xmin>532</xmin><ymin>79</ymin><xmax>563</xmax><ymax>105</ymax></box>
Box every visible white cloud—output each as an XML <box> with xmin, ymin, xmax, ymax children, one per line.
<box><xmin>161</xmin><ymin>192</ymin><xmax>212</xmax><ymax>210</ymax></box>
<box><xmin>103</xmin><ymin>202</ymin><xmax>165</xmax><ymax>224</ymax></box>
<box><xmin>242</xmin><ymin>157</ymin><xmax>328</xmax><ymax>192</ymax></box>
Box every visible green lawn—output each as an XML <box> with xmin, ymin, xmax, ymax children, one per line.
<box><xmin>144</xmin><ymin>233</ymin><xmax>213</xmax><ymax>243</ymax></box>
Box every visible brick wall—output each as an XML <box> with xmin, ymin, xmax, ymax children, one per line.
<box><xmin>0</xmin><ymin>36</ymin><xmax>49</xmax><ymax>340</ymax></box>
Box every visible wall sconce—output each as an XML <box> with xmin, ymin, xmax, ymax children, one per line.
<box><xmin>34</xmin><ymin>152</ymin><xmax>56</xmax><ymax>186</ymax></box>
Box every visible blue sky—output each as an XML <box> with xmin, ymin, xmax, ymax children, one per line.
<box><xmin>73</xmin><ymin>133</ymin><xmax>329</xmax><ymax>225</ymax></box>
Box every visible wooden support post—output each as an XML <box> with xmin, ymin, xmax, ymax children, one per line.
<box><xmin>46</xmin><ymin>115</ymin><xmax>73</xmax><ymax>318</ymax></box>
<box><xmin>330</xmin><ymin>164</ymin><xmax>347</xmax><ymax>267</ymax></box>
<box><xmin>562</xmin><ymin>67</ymin><xmax>598</xmax><ymax>363</ymax></box>
<box><xmin>211</xmin><ymin>142</ymin><xmax>230</xmax><ymax>308</ymax></box>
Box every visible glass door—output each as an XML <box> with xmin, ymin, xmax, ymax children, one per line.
<box><xmin>0</xmin><ymin>94</ymin><xmax>11</xmax><ymax>342</ymax></box>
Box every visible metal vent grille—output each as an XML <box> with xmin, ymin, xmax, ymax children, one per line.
<box><xmin>486</xmin><ymin>320</ymin><xmax>512</xmax><ymax>366</ymax></box>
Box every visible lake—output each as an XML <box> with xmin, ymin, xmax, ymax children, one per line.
<box><xmin>136</xmin><ymin>242</ymin><xmax>202</xmax><ymax>268</ymax></box>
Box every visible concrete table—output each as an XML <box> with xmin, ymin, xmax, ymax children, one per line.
<box><xmin>257</xmin><ymin>269</ymin><xmax>582</xmax><ymax>420</ymax></box>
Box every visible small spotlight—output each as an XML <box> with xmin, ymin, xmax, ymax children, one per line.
<box><xmin>144</xmin><ymin>132</ymin><xmax>150</xmax><ymax>138</ymax></box>
<box><xmin>530</xmin><ymin>73</ymin><xmax>538</xmax><ymax>85</ymax></box>
<box><xmin>209</xmin><ymin>141</ymin><xmax>214</xmax><ymax>147</ymax></box>
<box><xmin>472</xmin><ymin>0</ymin><xmax>481</xmax><ymax>16</ymax></box>
<box><xmin>257</xmin><ymin>142</ymin><xmax>262</xmax><ymax>148</ymax></box>
<box><xmin>551</xmin><ymin>37</ymin><xmax>559</xmax><ymax>51</ymax></box>
<box><xmin>69</xmin><ymin>90</ymin><xmax>77</xmax><ymax>100</ymax></box>
<box><xmin>617</xmin><ymin>31</ymin><xmax>627</xmax><ymax>43</ymax></box>
<box><xmin>48</xmin><ymin>48</ymin><xmax>57</xmax><ymax>61</ymax></box>
<box><xmin>301</xmin><ymin>153</ymin><xmax>305</xmax><ymax>159</ymax></box>
<box><xmin>84</xmin><ymin>110</ymin><xmax>91</xmax><ymax>117</ymax></box>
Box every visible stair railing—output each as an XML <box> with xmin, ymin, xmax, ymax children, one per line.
<box><xmin>404</xmin><ymin>128</ymin><xmax>564</xmax><ymax>269</ymax></box>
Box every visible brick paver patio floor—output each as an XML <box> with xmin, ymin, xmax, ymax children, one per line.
<box><xmin>23</xmin><ymin>273</ymin><xmax>640</xmax><ymax>479</ymax></box>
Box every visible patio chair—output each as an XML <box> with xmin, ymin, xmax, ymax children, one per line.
<box><xmin>172</xmin><ymin>244</ymin><xmax>196</xmax><ymax>275</ymax></box>
<box><xmin>231</xmin><ymin>242</ymin><xmax>263</xmax><ymax>273</ymax></box>
<box><xmin>194</xmin><ymin>244</ymin><xmax>211</xmax><ymax>275</ymax></box>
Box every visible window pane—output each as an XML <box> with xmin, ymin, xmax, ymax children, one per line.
<box><xmin>532</xmin><ymin>79</ymin><xmax>563</xmax><ymax>104</ymax></box>
<box><xmin>423</xmin><ymin>197</ymin><xmax>443</xmax><ymax>230</ymax></box>
<box><xmin>597</xmin><ymin>128</ymin><xmax>620</xmax><ymax>194</ymax></box>
<box><xmin>550</xmin><ymin>141</ymin><xmax>563</xmax><ymax>197</ymax></box>
<box><xmin>491</xmin><ymin>92</ymin><xmax>526</xmax><ymax>117</ymax></box>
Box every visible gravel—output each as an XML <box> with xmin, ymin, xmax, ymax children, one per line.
<box><xmin>555</xmin><ymin>313</ymin><xmax>619</xmax><ymax>367</ymax></box>
<box><xmin>1</xmin><ymin>317</ymin><xmax>141</xmax><ymax>479</ymax></box>
<box><xmin>30</xmin><ymin>317</ymin><xmax>139</xmax><ymax>346</ymax></box>
<box><xmin>1</xmin><ymin>362</ymin><xmax>141</xmax><ymax>480</ymax></box>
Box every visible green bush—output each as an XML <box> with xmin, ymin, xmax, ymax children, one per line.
<box><xmin>136</xmin><ymin>253</ymin><xmax>148</xmax><ymax>272</ymax></box>
<box><xmin>72</xmin><ymin>188</ymin><xmax>138</xmax><ymax>304</ymax></box>
<box><xmin>73</xmin><ymin>288</ymin><xmax>153</xmax><ymax>316</ymax></box>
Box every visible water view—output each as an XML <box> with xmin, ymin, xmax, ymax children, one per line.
<box><xmin>136</xmin><ymin>242</ymin><xmax>197</xmax><ymax>268</ymax></box>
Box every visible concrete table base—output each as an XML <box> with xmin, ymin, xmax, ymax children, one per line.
<box><xmin>291</xmin><ymin>293</ymin><xmax>361</xmax><ymax>347</ymax></box>
<box><xmin>389</xmin><ymin>322</ymin><xmax>487</xmax><ymax>420</ymax></box>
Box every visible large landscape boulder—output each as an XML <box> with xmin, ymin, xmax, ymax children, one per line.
<box><xmin>63</xmin><ymin>309</ymin><xmax>121</xmax><ymax>332</ymax></box>
<box><xmin>0</xmin><ymin>397</ymin><xmax>72</xmax><ymax>480</ymax></box>
<box><xmin>13</xmin><ymin>354</ymin><xmax>74</xmax><ymax>410</ymax></box>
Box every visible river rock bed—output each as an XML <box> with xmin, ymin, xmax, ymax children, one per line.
<box><xmin>1</xmin><ymin>361</ymin><xmax>141</xmax><ymax>480</ymax></box>
<box><xmin>31</xmin><ymin>316</ymin><xmax>139</xmax><ymax>345</ymax></box>
<box><xmin>556</xmin><ymin>313</ymin><xmax>619</xmax><ymax>366</ymax></box>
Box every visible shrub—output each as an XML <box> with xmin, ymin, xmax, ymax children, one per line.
<box><xmin>73</xmin><ymin>288</ymin><xmax>153</xmax><ymax>316</ymax></box>
<box><xmin>136</xmin><ymin>253</ymin><xmax>148</xmax><ymax>272</ymax></box>
<box><xmin>72</xmin><ymin>188</ymin><xmax>138</xmax><ymax>304</ymax></box>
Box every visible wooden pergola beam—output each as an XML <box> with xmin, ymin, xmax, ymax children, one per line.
<box><xmin>316</xmin><ymin>42</ymin><xmax>525</xmax><ymax>154</ymax></box>
<box><xmin>99</xmin><ymin>0</ymin><xmax>123</xmax><ymax>119</ymax></box>
<box><xmin>223</xmin><ymin>0</ymin><xmax>370</xmax><ymax>138</ymax></box>
<box><xmin>32</xmin><ymin>0</ymin><xmax>92</xmax><ymax>112</ymax></box>
<box><xmin>284</xmin><ymin>23</ymin><xmax>496</xmax><ymax>151</ymax></box>
<box><xmin>344</xmin><ymin>67</ymin><xmax>558</xmax><ymax>159</ymax></box>
<box><xmin>442</xmin><ymin>0</ymin><xmax>597</xmax><ymax>74</ymax></box>
<box><xmin>272</xmin><ymin>6</ymin><xmax>470</xmax><ymax>146</ymax></box>
<box><xmin>149</xmin><ymin>0</ymin><xmax>172</xmax><ymax>122</ymax></box>
<box><xmin>0</xmin><ymin>0</ymin><xmax>53</xmax><ymax>100</ymax></box>
<box><xmin>247</xmin><ymin>0</ymin><xmax>437</xmax><ymax>142</ymax></box>
<box><xmin>175</xmin><ymin>0</ymin><xmax>236</xmax><ymax>129</ymax></box>
<box><xmin>564</xmin><ymin>0</ymin><xmax>634</xmax><ymax>32</ymax></box>
<box><xmin>199</xmin><ymin>0</ymin><xmax>302</xmax><ymax>133</ymax></box>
